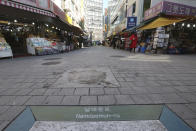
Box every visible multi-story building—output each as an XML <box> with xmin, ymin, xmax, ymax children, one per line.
<box><xmin>108</xmin><ymin>0</ymin><xmax>151</xmax><ymax>37</ymax></box>
<box><xmin>107</xmin><ymin>0</ymin><xmax>127</xmax><ymax>37</ymax></box>
<box><xmin>52</xmin><ymin>0</ymin><xmax>85</xmax><ymax>30</ymax></box>
<box><xmin>63</xmin><ymin>0</ymin><xmax>85</xmax><ymax>28</ymax></box>
<box><xmin>85</xmin><ymin>0</ymin><xmax>103</xmax><ymax>41</ymax></box>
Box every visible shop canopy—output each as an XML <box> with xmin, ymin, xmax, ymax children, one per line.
<box><xmin>139</xmin><ymin>17</ymin><xmax>186</xmax><ymax>30</ymax></box>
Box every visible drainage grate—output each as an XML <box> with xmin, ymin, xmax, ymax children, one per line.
<box><xmin>42</xmin><ymin>61</ymin><xmax>61</xmax><ymax>65</ymax></box>
<box><xmin>43</xmin><ymin>58</ymin><xmax>62</xmax><ymax>61</ymax></box>
<box><xmin>110</xmin><ymin>55</ymin><xmax>125</xmax><ymax>58</ymax></box>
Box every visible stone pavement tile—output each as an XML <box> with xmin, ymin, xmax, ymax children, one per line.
<box><xmin>90</xmin><ymin>88</ymin><xmax>104</xmax><ymax>95</ymax></box>
<box><xmin>0</xmin><ymin>121</ymin><xmax>10</xmax><ymax>131</ymax></box>
<box><xmin>30</xmin><ymin>83</ymin><xmax>47</xmax><ymax>89</ymax></box>
<box><xmin>98</xmin><ymin>95</ymin><xmax>115</xmax><ymax>105</ymax></box>
<box><xmin>17</xmin><ymin>83</ymin><xmax>35</xmax><ymax>89</ymax></box>
<box><xmin>80</xmin><ymin>96</ymin><xmax>97</xmax><ymax>105</ymax></box>
<box><xmin>130</xmin><ymin>94</ymin><xmax>154</xmax><ymax>104</ymax></box>
<box><xmin>0</xmin><ymin>96</ymin><xmax>15</xmax><ymax>105</ymax></box>
<box><xmin>33</xmin><ymin>79</ymin><xmax>46</xmax><ymax>83</ymax></box>
<box><xmin>161</xmin><ymin>93</ymin><xmax>188</xmax><ymax>103</ymax></box>
<box><xmin>119</xmin><ymin>82</ymin><xmax>131</xmax><ymax>88</ymax></box>
<box><xmin>119</xmin><ymin>87</ymin><xmax>136</xmax><ymax>95</ymax></box>
<box><xmin>2</xmin><ymin>89</ymin><xmax>20</xmax><ymax>95</ymax></box>
<box><xmin>187</xmin><ymin>86</ymin><xmax>196</xmax><ymax>92</ymax></box>
<box><xmin>133</xmin><ymin>81</ymin><xmax>147</xmax><ymax>87</ymax></box>
<box><xmin>177</xmin><ymin>93</ymin><xmax>196</xmax><ymax>102</ymax></box>
<box><xmin>186</xmin><ymin>103</ymin><xmax>196</xmax><ymax>112</ymax></box>
<box><xmin>148</xmin><ymin>93</ymin><xmax>187</xmax><ymax>104</ymax></box>
<box><xmin>43</xmin><ymin>96</ymin><xmax>64</xmax><ymax>105</ymax></box>
<box><xmin>124</xmin><ymin>77</ymin><xmax>135</xmax><ymax>82</ymax></box>
<box><xmin>145</xmin><ymin>81</ymin><xmax>161</xmax><ymax>87</ymax></box>
<box><xmin>104</xmin><ymin>88</ymin><xmax>120</xmax><ymax>95</ymax></box>
<box><xmin>131</xmin><ymin>86</ymin><xmax>149</xmax><ymax>94</ymax></box>
<box><xmin>157</xmin><ymin>81</ymin><xmax>173</xmax><ymax>86</ymax></box>
<box><xmin>146</xmin><ymin>86</ymin><xmax>177</xmax><ymax>94</ymax></box>
<box><xmin>114</xmin><ymin>95</ymin><xmax>134</xmax><ymax>104</ymax></box>
<box><xmin>172</xmin><ymin>86</ymin><xmax>193</xmax><ymax>93</ymax></box>
<box><xmin>7</xmin><ymin>96</ymin><xmax>31</xmax><ymax>106</ymax></box>
<box><xmin>44</xmin><ymin>89</ymin><xmax>61</xmax><ymax>96</ymax></box>
<box><xmin>183</xmin><ymin>81</ymin><xmax>196</xmax><ymax>86</ymax></box>
<box><xmin>167</xmin><ymin>104</ymin><xmax>196</xmax><ymax>120</ymax></box>
<box><xmin>61</xmin><ymin>96</ymin><xmax>80</xmax><ymax>105</ymax></box>
<box><xmin>74</xmin><ymin>88</ymin><xmax>89</xmax><ymax>96</ymax></box>
<box><xmin>0</xmin><ymin>106</ymin><xmax>25</xmax><ymax>121</ymax></box>
<box><xmin>185</xmin><ymin>119</ymin><xmax>196</xmax><ymax>130</ymax></box>
<box><xmin>25</xmin><ymin>96</ymin><xmax>47</xmax><ymax>105</ymax></box>
<box><xmin>116</xmin><ymin>77</ymin><xmax>126</xmax><ymax>82</ymax></box>
<box><xmin>30</xmin><ymin>89</ymin><xmax>47</xmax><ymax>96</ymax></box>
<box><xmin>57</xmin><ymin>88</ymin><xmax>75</xmax><ymax>96</ymax></box>
<box><xmin>0</xmin><ymin>89</ymin><xmax>8</xmax><ymax>95</ymax></box>
<box><xmin>23</xmin><ymin>78</ymin><xmax>35</xmax><ymax>83</ymax></box>
<box><xmin>0</xmin><ymin>106</ymin><xmax>9</xmax><ymax>114</ymax></box>
<box><xmin>14</xmin><ymin>89</ymin><xmax>33</xmax><ymax>95</ymax></box>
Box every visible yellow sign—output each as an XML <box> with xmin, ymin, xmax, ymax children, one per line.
<box><xmin>65</xmin><ymin>13</ymin><xmax>72</xmax><ymax>25</ymax></box>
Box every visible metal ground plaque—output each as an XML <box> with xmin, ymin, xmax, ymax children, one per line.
<box><xmin>4</xmin><ymin>105</ymin><xmax>193</xmax><ymax>131</ymax></box>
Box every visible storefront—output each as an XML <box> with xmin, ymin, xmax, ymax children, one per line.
<box><xmin>0</xmin><ymin>0</ymin><xmax>83</xmax><ymax>58</ymax></box>
<box><xmin>136</xmin><ymin>1</ymin><xmax>196</xmax><ymax>54</ymax></box>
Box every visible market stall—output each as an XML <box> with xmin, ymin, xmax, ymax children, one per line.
<box><xmin>0</xmin><ymin>35</ymin><xmax>13</xmax><ymax>58</ymax></box>
<box><xmin>137</xmin><ymin>1</ymin><xmax>196</xmax><ymax>54</ymax></box>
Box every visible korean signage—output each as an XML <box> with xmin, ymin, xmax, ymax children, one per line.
<box><xmin>12</xmin><ymin>0</ymin><xmax>37</xmax><ymax>7</ymax></box>
<box><xmin>0</xmin><ymin>0</ymin><xmax>55</xmax><ymax>17</ymax></box>
<box><xmin>144</xmin><ymin>1</ymin><xmax>163</xmax><ymax>20</ymax></box>
<box><xmin>144</xmin><ymin>1</ymin><xmax>196</xmax><ymax>20</ymax></box>
<box><xmin>127</xmin><ymin>17</ymin><xmax>137</xmax><ymax>29</ymax></box>
<box><xmin>162</xmin><ymin>1</ymin><xmax>196</xmax><ymax>17</ymax></box>
<box><xmin>12</xmin><ymin>0</ymin><xmax>51</xmax><ymax>11</ymax></box>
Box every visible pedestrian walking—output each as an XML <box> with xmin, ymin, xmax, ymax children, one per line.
<box><xmin>129</xmin><ymin>32</ymin><xmax>138</xmax><ymax>53</ymax></box>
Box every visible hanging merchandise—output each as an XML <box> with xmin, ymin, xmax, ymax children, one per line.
<box><xmin>0</xmin><ymin>35</ymin><xmax>13</xmax><ymax>58</ymax></box>
<box><xmin>152</xmin><ymin>27</ymin><xmax>169</xmax><ymax>53</ymax></box>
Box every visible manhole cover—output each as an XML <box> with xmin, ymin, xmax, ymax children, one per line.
<box><xmin>5</xmin><ymin>105</ymin><xmax>193</xmax><ymax>131</ymax></box>
<box><xmin>44</xmin><ymin>58</ymin><xmax>62</xmax><ymax>61</ymax></box>
<box><xmin>110</xmin><ymin>55</ymin><xmax>125</xmax><ymax>58</ymax></box>
<box><xmin>42</xmin><ymin>62</ymin><xmax>61</xmax><ymax>65</ymax></box>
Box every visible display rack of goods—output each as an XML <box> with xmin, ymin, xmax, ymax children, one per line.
<box><xmin>27</xmin><ymin>37</ymin><xmax>61</xmax><ymax>56</ymax></box>
<box><xmin>153</xmin><ymin>27</ymin><xmax>169</xmax><ymax>53</ymax></box>
<box><xmin>0</xmin><ymin>37</ymin><xmax>13</xmax><ymax>58</ymax></box>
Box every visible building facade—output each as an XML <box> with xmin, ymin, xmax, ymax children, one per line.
<box><xmin>107</xmin><ymin>0</ymin><xmax>151</xmax><ymax>37</ymax></box>
<box><xmin>85</xmin><ymin>0</ymin><xmax>103</xmax><ymax>41</ymax></box>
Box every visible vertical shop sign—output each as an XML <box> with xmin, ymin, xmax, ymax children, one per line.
<box><xmin>127</xmin><ymin>17</ymin><xmax>137</xmax><ymax>29</ymax></box>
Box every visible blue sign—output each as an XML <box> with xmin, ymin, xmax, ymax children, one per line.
<box><xmin>127</xmin><ymin>17</ymin><xmax>137</xmax><ymax>29</ymax></box>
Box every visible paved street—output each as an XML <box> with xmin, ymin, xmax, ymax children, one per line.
<box><xmin>0</xmin><ymin>46</ymin><xmax>196</xmax><ymax>130</ymax></box>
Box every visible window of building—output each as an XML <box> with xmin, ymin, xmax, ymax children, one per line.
<box><xmin>143</xmin><ymin>0</ymin><xmax>151</xmax><ymax>16</ymax></box>
<box><xmin>132</xmin><ymin>2</ymin><xmax>136</xmax><ymax>14</ymax></box>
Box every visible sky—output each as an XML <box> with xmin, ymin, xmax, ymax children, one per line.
<box><xmin>103</xmin><ymin>0</ymin><xmax>108</xmax><ymax>13</ymax></box>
